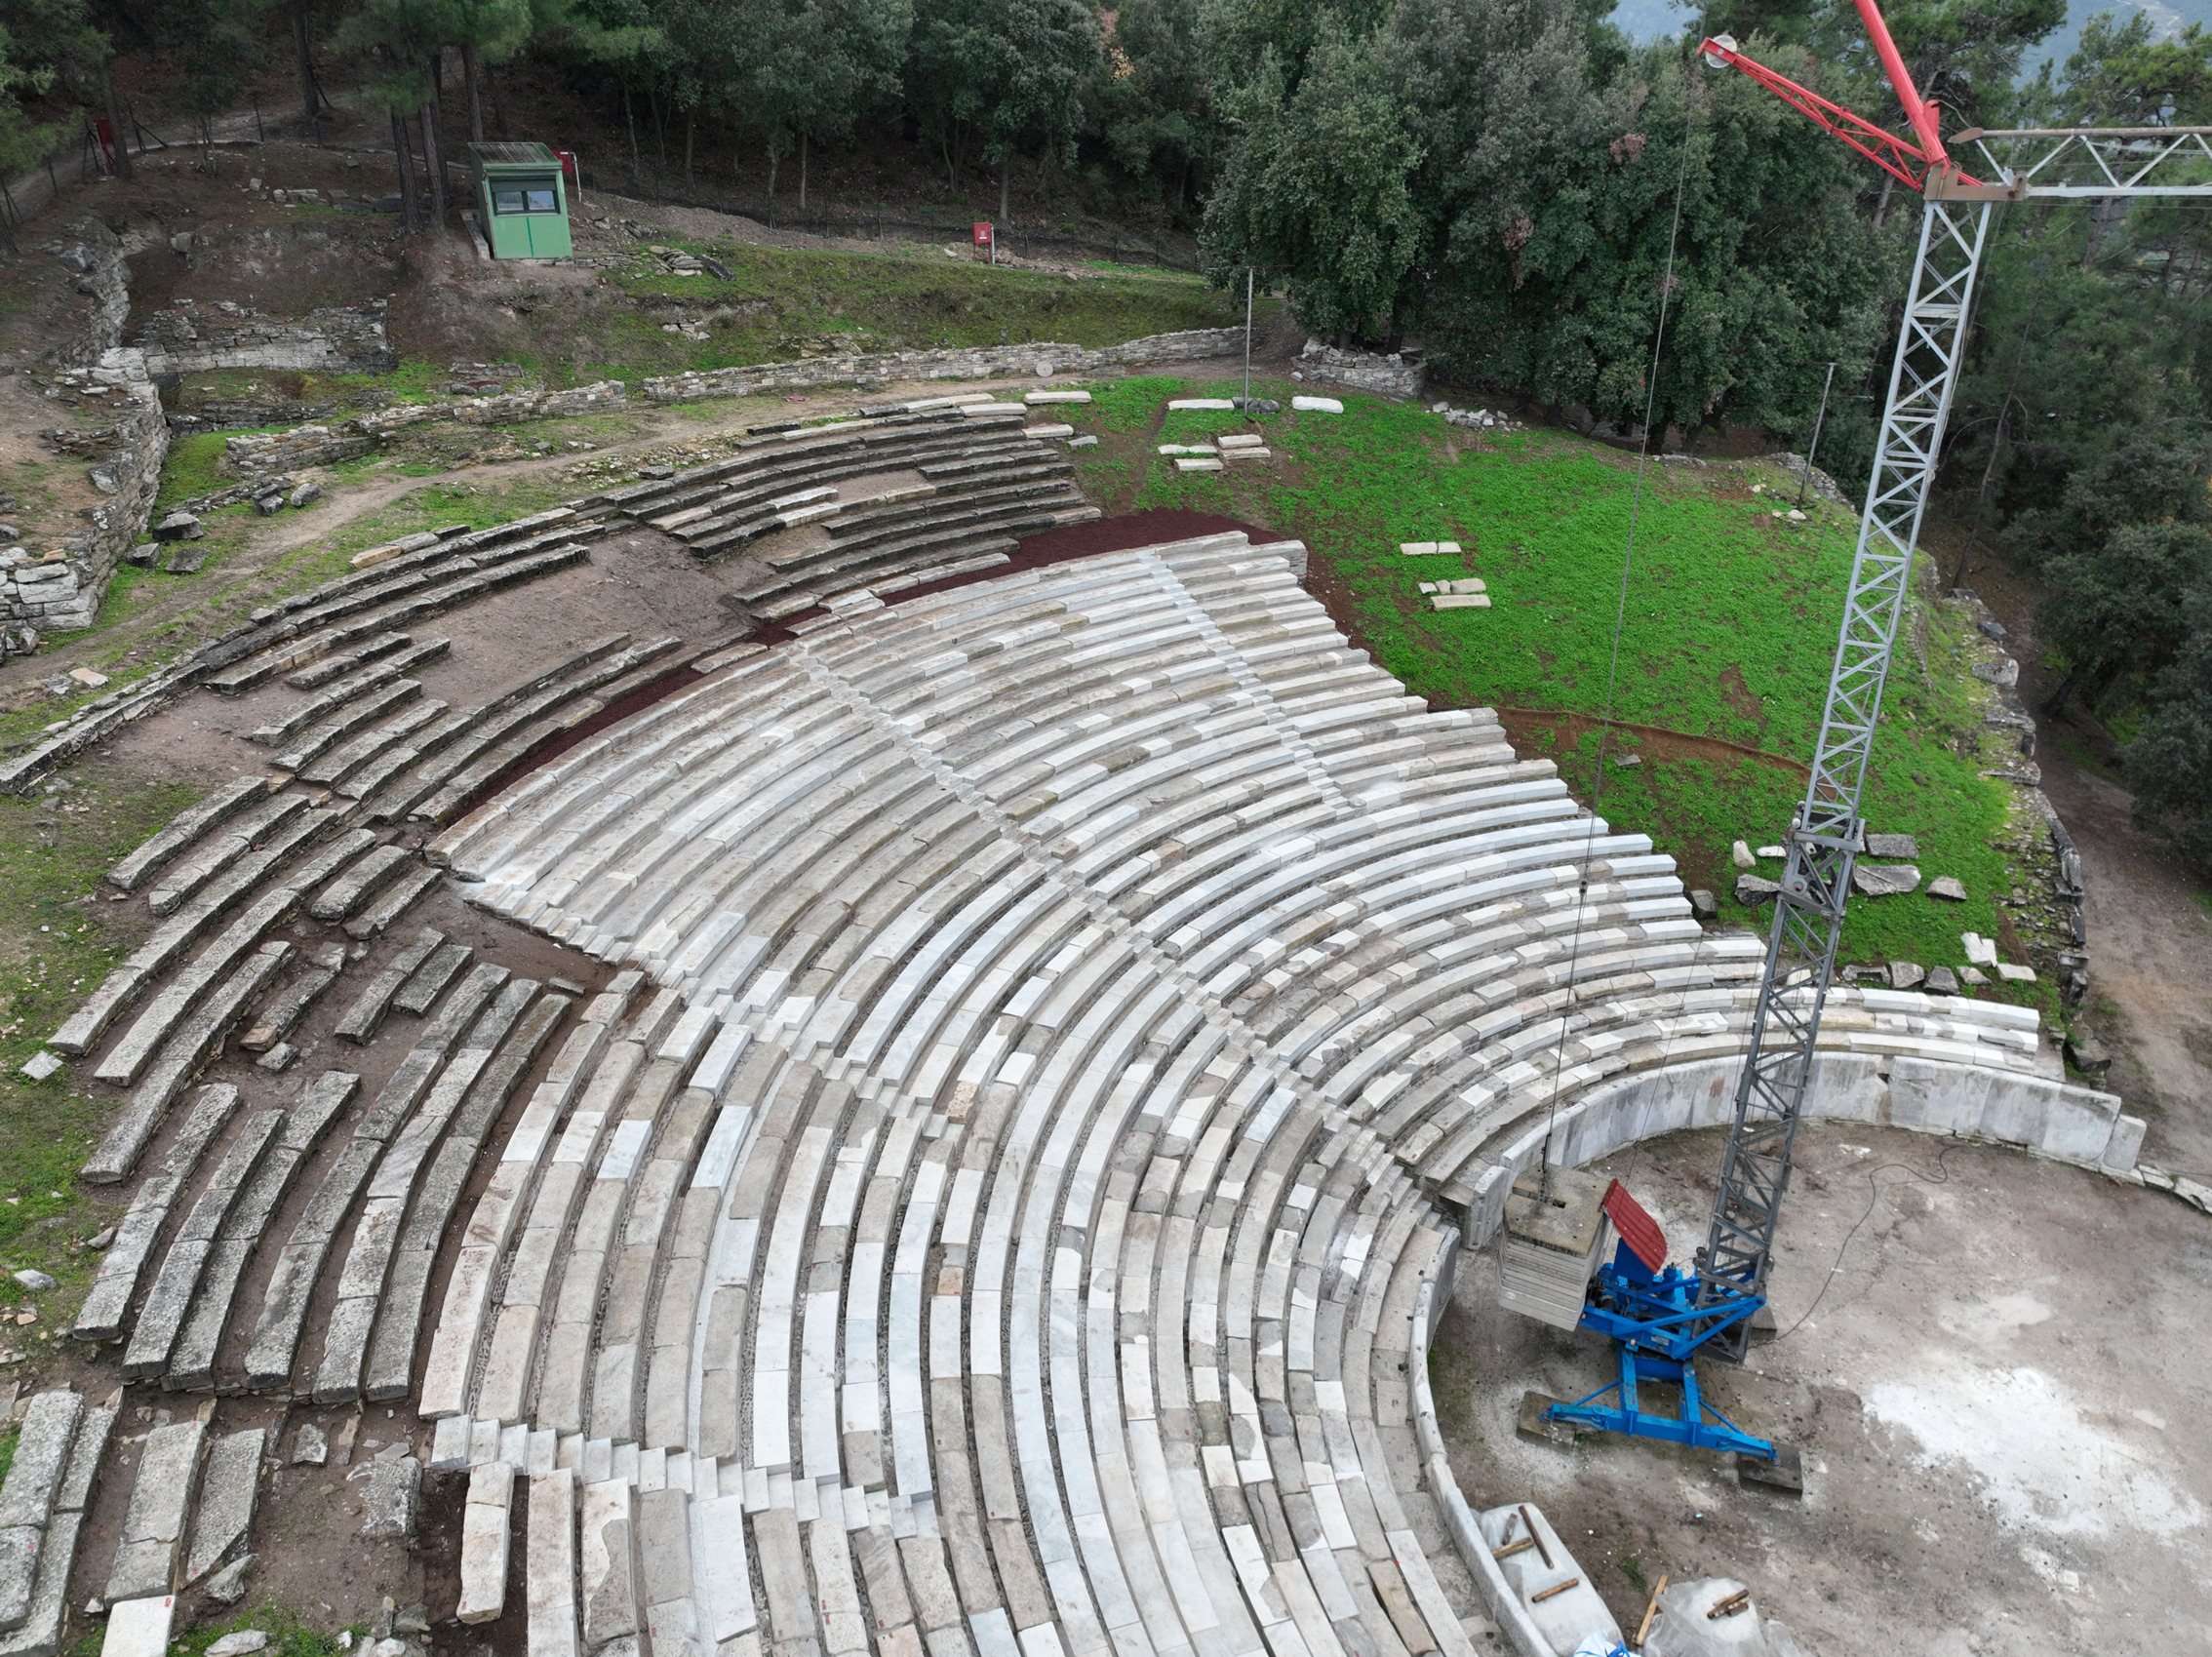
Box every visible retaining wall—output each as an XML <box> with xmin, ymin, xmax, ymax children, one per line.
<box><xmin>1462</xmin><ymin>1052</ymin><xmax>2137</xmax><ymax>1247</ymax></box>
<box><xmin>222</xmin><ymin>381</ymin><xmax>628</xmax><ymax>474</ymax></box>
<box><xmin>135</xmin><ymin>300</ymin><xmax>396</xmax><ymax>379</ymax></box>
<box><xmin>6</xmin><ymin>221</ymin><xmax>170</xmax><ymax>637</ymax></box>
<box><xmin>638</xmin><ymin>327</ymin><xmax>1248</xmax><ymax>405</ymax></box>
<box><xmin>1297</xmin><ymin>338</ymin><xmax>1426</xmax><ymax>399</ymax></box>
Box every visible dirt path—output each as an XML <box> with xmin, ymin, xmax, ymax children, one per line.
<box><xmin>1960</xmin><ymin>562</ymin><xmax>2212</xmax><ymax>1179</ymax></box>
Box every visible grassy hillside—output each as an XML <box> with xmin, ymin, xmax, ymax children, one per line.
<box><xmin>1062</xmin><ymin>375</ymin><xmax>2026</xmax><ymax>990</ymax></box>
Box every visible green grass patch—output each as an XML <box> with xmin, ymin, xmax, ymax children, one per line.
<box><xmin>580</xmin><ymin>242</ymin><xmax>1270</xmax><ymax>380</ymax></box>
<box><xmin>0</xmin><ymin>771</ymin><xmax>205</xmax><ymax>1321</ymax></box>
<box><xmin>1064</xmin><ymin>375</ymin><xmax>2036</xmax><ymax>983</ymax></box>
<box><xmin>165</xmin><ymin>1605</ymin><xmax>351</xmax><ymax>1657</ymax></box>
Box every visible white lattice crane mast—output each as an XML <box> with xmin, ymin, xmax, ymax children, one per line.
<box><xmin>1514</xmin><ymin>1</ymin><xmax>2212</xmax><ymax>1485</ymax></box>
<box><xmin>1688</xmin><ymin>2</ymin><xmax>2212</xmax><ymax>1363</ymax></box>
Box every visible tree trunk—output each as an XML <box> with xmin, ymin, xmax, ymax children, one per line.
<box><xmin>393</xmin><ymin>110</ymin><xmax>419</xmax><ymax>234</ymax></box>
<box><xmin>462</xmin><ymin>41</ymin><xmax>484</xmax><ymax>142</ymax></box>
<box><xmin>625</xmin><ymin>82</ymin><xmax>639</xmax><ymax>178</ymax></box>
<box><xmin>799</xmin><ymin>132</ymin><xmax>807</xmax><ymax>210</ymax></box>
<box><xmin>488</xmin><ymin>63</ymin><xmax>507</xmax><ymax>137</ymax></box>
<box><xmin>942</xmin><ymin>136</ymin><xmax>956</xmax><ymax>194</ymax></box>
<box><xmin>102</xmin><ymin>62</ymin><xmax>132</xmax><ymax>179</ymax></box>
<box><xmin>1872</xmin><ymin>171</ymin><xmax>1894</xmax><ymax>230</ymax></box>
<box><xmin>651</xmin><ymin>85</ymin><xmax>666</xmax><ymax>167</ymax></box>
<box><xmin>768</xmin><ymin>147</ymin><xmax>779</xmax><ymax>224</ymax></box>
<box><xmin>1000</xmin><ymin>155</ymin><xmax>1008</xmax><ymax>221</ymax></box>
<box><xmin>420</xmin><ymin>96</ymin><xmax>447</xmax><ymax>228</ymax></box>
<box><xmin>686</xmin><ymin>111</ymin><xmax>695</xmax><ymax>187</ymax></box>
<box><xmin>294</xmin><ymin>12</ymin><xmax>320</xmax><ymax>144</ymax></box>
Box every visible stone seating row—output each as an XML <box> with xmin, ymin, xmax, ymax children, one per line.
<box><xmin>652</xmin><ymin>428</ymin><xmax>1044</xmax><ymax>553</ymax></box>
<box><xmin>45</xmin><ymin>630</ymin><xmax>713</xmax><ymax>1189</ymax></box>
<box><xmin>398</xmin><ymin>535</ymin><xmax>2099</xmax><ymax>1657</ymax></box>
<box><xmin>202</xmin><ymin>512</ymin><xmax>607</xmax><ymax>695</ymax></box>
<box><xmin>584</xmin><ymin>407</ymin><xmax>1045</xmax><ymax>535</ymax></box>
<box><xmin>417</xmin><ymin>961</ymin><xmax>1488</xmax><ymax>1657</ymax></box>
<box><xmin>730</xmin><ymin>487</ymin><xmax>1099</xmax><ymax>620</ymax></box>
<box><xmin>0</xmin><ymin>1388</ymin><xmax>114</xmax><ymax>1657</ymax></box>
<box><xmin>413</xmin><ymin>539</ymin><xmax>1754</xmax><ymax>1657</ymax></box>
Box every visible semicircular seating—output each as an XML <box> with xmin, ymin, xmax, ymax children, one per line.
<box><xmin>407</xmin><ymin>533</ymin><xmax>2071</xmax><ymax>1657</ymax></box>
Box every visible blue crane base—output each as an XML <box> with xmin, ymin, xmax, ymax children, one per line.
<box><xmin>1521</xmin><ymin>1243</ymin><xmax>1804</xmax><ymax>1492</ymax></box>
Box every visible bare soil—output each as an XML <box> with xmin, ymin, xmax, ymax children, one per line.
<box><xmin>1435</xmin><ymin>1121</ymin><xmax>2212</xmax><ymax>1656</ymax></box>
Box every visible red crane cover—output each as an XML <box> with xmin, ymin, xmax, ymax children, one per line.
<box><xmin>1603</xmin><ymin>1179</ymin><xmax>1667</xmax><ymax>1273</ymax></box>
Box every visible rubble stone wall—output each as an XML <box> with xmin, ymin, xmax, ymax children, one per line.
<box><xmin>638</xmin><ymin>328</ymin><xmax>1248</xmax><ymax>404</ymax></box>
<box><xmin>1297</xmin><ymin>338</ymin><xmax>1426</xmax><ymax>399</ymax></box>
<box><xmin>136</xmin><ymin>300</ymin><xmax>396</xmax><ymax>379</ymax></box>
<box><xmin>6</xmin><ymin>222</ymin><xmax>170</xmax><ymax>638</ymax></box>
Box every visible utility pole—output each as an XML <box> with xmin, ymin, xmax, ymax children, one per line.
<box><xmin>1243</xmin><ymin>268</ymin><xmax>1254</xmax><ymax>403</ymax></box>
<box><xmin>1796</xmin><ymin>362</ymin><xmax>1837</xmax><ymax>511</ymax></box>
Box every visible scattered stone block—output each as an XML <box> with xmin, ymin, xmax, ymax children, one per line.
<box><xmin>1430</xmin><ymin>594</ymin><xmax>1489</xmax><ymax>610</ymax></box>
<box><xmin>1995</xmin><ymin>963</ymin><xmax>2037</xmax><ymax>983</ymax></box>
<box><xmin>456</xmin><ymin>1463</ymin><xmax>513</xmax><ymax>1624</ymax></box>
<box><xmin>99</xmin><ymin>1597</ymin><xmax>174</xmax><ymax>1657</ymax></box>
<box><xmin>351</xmin><ymin>533</ymin><xmax>443</xmax><ymax>572</ymax></box>
<box><xmin>103</xmin><ymin>1419</ymin><xmax>204</xmax><ymax>1601</ymax></box>
<box><xmin>151</xmin><ymin>513</ymin><xmax>202</xmax><ymax>542</ymax></box>
<box><xmin>290</xmin><ymin>1425</ymin><xmax>327</xmax><ymax>1466</ymax></box>
<box><xmin>1291</xmin><ymin>395</ymin><xmax>1344</xmax><ymax>413</ymax></box>
<box><xmin>1174</xmin><ymin>458</ymin><xmax>1223</xmax><ymax>472</ymax></box>
<box><xmin>1885</xmin><ymin>962</ymin><xmax>1924</xmax><ymax>991</ymax></box>
<box><xmin>1024</xmin><ymin>423</ymin><xmax>1075</xmax><ymax>439</ymax></box>
<box><xmin>2064</xmin><ymin>1034</ymin><xmax>2111</xmax><ymax>1075</ymax></box>
<box><xmin>1067</xmin><ymin>435</ymin><xmax>1098</xmax><ymax>449</ymax></box>
<box><xmin>1865</xmin><ymin>832</ymin><xmax>1918</xmax><ymax>858</ymax></box>
<box><xmin>8</xmin><ymin>1274</ymin><xmax>51</xmax><ymax>1295</ymax></box>
<box><xmin>1166</xmin><ymin>399</ymin><xmax>1233</xmax><ymax>411</ymax></box>
<box><xmin>207</xmin><ymin>1632</ymin><xmax>267</xmax><ymax>1657</ymax></box>
<box><xmin>184</xmin><ymin>1428</ymin><xmax>265</xmax><ymax>1587</ymax></box>
<box><xmin>1924</xmin><ymin>966</ymin><xmax>1958</xmax><ymax>995</ymax></box>
<box><xmin>1960</xmin><ymin>965</ymin><xmax>1990</xmax><ymax>986</ymax></box>
<box><xmin>1756</xmin><ymin>845</ymin><xmax>1785</xmax><ymax>859</ymax></box>
<box><xmin>1852</xmin><ymin>864</ymin><xmax>1919</xmax><ymax>897</ymax></box>
<box><xmin>1687</xmin><ymin>889</ymin><xmax>1716</xmax><ymax>920</ymax></box>
<box><xmin>1926</xmin><ymin>875</ymin><xmax>1966</xmax><ymax>901</ymax></box>
<box><xmin>1731</xmin><ymin>840</ymin><xmax>1755</xmax><ymax>870</ymax></box>
<box><xmin>359</xmin><ymin>1456</ymin><xmax>419</xmax><ymax>1540</ymax></box>
<box><xmin>1961</xmin><ymin>932</ymin><xmax>1998</xmax><ymax>967</ymax></box>
<box><xmin>17</xmin><ymin>1054</ymin><xmax>59</xmax><ymax>1083</ymax></box>
<box><xmin>1024</xmin><ymin>390</ymin><xmax>1090</xmax><ymax>405</ymax></box>
<box><xmin>201</xmin><ymin>1556</ymin><xmax>253</xmax><ymax>1605</ymax></box>
<box><xmin>1734</xmin><ymin>875</ymin><xmax>1779</xmax><ymax>905</ymax></box>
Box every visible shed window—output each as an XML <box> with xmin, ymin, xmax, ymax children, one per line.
<box><xmin>492</xmin><ymin>177</ymin><xmax>559</xmax><ymax>215</ymax></box>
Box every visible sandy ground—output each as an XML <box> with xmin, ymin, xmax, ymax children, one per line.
<box><xmin>1434</xmin><ymin>1122</ymin><xmax>2212</xmax><ymax>1656</ymax></box>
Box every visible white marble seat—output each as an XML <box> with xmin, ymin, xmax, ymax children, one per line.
<box><xmin>408</xmin><ymin>532</ymin><xmax>2118</xmax><ymax>1657</ymax></box>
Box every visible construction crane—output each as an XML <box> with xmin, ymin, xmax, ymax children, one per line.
<box><xmin>1509</xmin><ymin>0</ymin><xmax>2212</xmax><ymax>1488</ymax></box>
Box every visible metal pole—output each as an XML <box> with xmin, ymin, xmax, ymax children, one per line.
<box><xmin>1694</xmin><ymin>202</ymin><xmax>1993</xmax><ymax>1362</ymax></box>
<box><xmin>1244</xmin><ymin>268</ymin><xmax>1254</xmax><ymax>403</ymax></box>
<box><xmin>1797</xmin><ymin>362</ymin><xmax>1837</xmax><ymax>510</ymax></box>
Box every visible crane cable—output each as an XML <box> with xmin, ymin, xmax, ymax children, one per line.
<box><xmin>1537</xmin><ymin>92</ymin><xmax>1696</xmax><ymax>1196</ymax></box>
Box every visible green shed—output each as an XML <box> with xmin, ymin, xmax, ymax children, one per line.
<box><xmin>469</xmin><ymin>141</ymin><xmax>573</xmax><ymax>258</ymax></box>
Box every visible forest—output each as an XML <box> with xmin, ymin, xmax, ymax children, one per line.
<box><xmin>2</xmin><ymin>0</ymin><xmax>2211</xmax><ymax>866</ymax></box>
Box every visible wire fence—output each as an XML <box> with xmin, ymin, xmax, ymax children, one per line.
<box><xmin>1</xmin><ymin>106</ymin><xmax>265</xmax><ymax>247</ymax></box>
